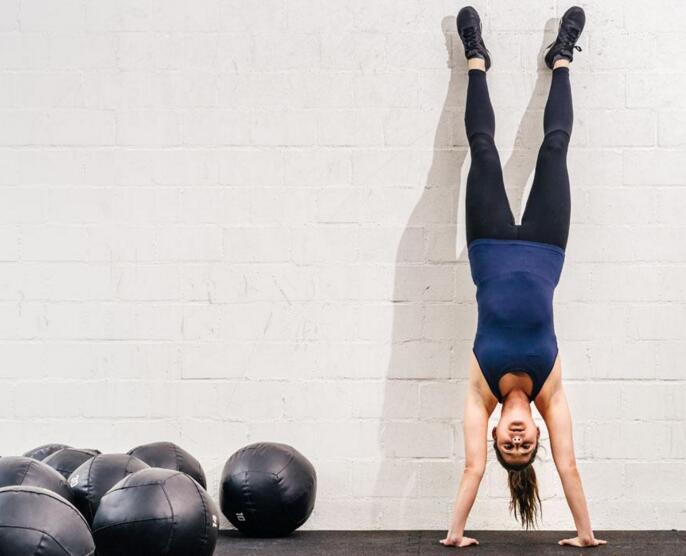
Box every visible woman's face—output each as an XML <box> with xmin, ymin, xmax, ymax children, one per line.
<box><xmin>492</xmin><ymin>415</ymin><xmax>540</xmax><ymax>466</ymax></box>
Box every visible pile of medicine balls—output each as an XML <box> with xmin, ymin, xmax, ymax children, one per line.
<box><xmin>0</xmin><ymin>441</ymin><xmax>317</xmax><ymax>555</ymax></box>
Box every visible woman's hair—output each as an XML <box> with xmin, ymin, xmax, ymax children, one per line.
<box><xmin>493</xmin><ymin>441</ymin><xmax>542</xmax><ymax>530</ymax></box>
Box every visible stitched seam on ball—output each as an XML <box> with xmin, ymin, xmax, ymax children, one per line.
<box><xmin>92</xmin><ymin>516</ymin><xmax>173</xmax><ymax>533</ymax></box>
<box><xmin>19</xmin><ymin>460</ymin><xmax>34</xmax><ymax>486</ymax></box>
<box><xmin>85</xmin><ymin>455</ymin><xmax>98</xmax><ymax>512</ymax></box>
<box><xmin>172</xmin><ymin>444</ymin><xmax>183</xmax><ymax>473</ymax></box>
<box><xmin>161</xmin><ymin>482</ymin><xmax>176</xmax><ymax>554</ymax></box>
<box><xmin>3</xmin><ymin>487</ymin><xmax>91</xmax><ymax>529</ymax></box>
<box><xmin>189</xmin><ymin>475</ymin><xmax>210</xmax><ymax>547</ymax></box>
<box><xmin>32</xmin><ymin>528</ymin><xmax>71</xmax><ymax>556</ymax></box>
<box><xmin>125</xmin><ymin>455</ymin><xmax>136</xmax><ymax>474</ymax></box>
<box><xmin>226</xmin><ymin>471</ymin><xmax>278</xmax><ymax>478</ymax></box>
<box><xmin>273</xmin><ymin>452</ymin><xmax>295</xmax><ymax>477</ymax></box>
<box><xmin>105</xmin><ymin>472</ymin><xmax>183</xmax><ymax>493</ymax></box>
<box><xmin>33</xmin><ymin>529</ymin><xmax>46</xmax><ymax>556</ymax></box>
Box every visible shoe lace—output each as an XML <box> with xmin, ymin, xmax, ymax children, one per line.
<box><xmin>559</xmin><ymin>26</ymin><xmax>582</xmax><ymax>52</ymax></box>
<box><xmin>462</xmin><ymin>26</ymin><xmax>479</xmax><ymax>51</ymax></box>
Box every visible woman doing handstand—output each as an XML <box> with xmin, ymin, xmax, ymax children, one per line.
<box><xmin>440</xmin><ymin>6</ymin><xmax>607</xmax><ymax>549</ymax></box>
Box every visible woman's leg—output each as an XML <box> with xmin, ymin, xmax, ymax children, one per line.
<box><xmin>465</xmin><ymin>69</ymin><xmax>516</xmax><ymax>246</ymax></box>
<box><xmin>519</xmin><ymin>65</ymin><xmax>573</xmax><ymax>250</ymax></box>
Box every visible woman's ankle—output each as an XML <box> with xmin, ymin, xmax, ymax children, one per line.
<box><xmin>468</xmin><ymin>57</ymin><xmax>487</xmax><ymax>72</ymax></box>
<box><xmin>552</xmin><ymin>58</ymin><xmax>570</xmax><ymax>70</ymax></box>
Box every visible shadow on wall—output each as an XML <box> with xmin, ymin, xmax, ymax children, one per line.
<box><xmin>371</xmin><ymin>18</ymin><xmax>558</xmax><ymax>528</ymax></box>
<box><xmin>503</xmin><ymin>18</ymin><xmax>559</xmax><ymax>221</ymax></box>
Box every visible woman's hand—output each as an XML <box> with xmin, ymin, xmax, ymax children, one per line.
<box><xmin>439</xmin><ymin>531</ymin><xmax>479</xmax><ymax>547</ymax></box>
<box><xmin>558</xmin><ymin>535</ymin><xmax>607</xmax><ymax>547</ymax></box>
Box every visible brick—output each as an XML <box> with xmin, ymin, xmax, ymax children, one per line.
<box><xmin>588</xmin><ymin>422</ymin><xmax>671</xmax><ymax>459</ymax></box>
<box><xmin>225</xmin><ymin>226</ymin><xmax>290</xmax><ymax>263</ymax></box>
<box><xmin>180</xmin><ymin>342</ymin><xmax>248</xmax><ymax>379</ymax></box>
<box><xmin>489</xmin><ymin>1</ymin><xmax>555</xmax><ymax>31</ymax></box>
<box><xmin>253</xmin><ymin>33</ymin><xmax>319</xmax><ymax>71</ymax></box>
<box><xmin>321</xmin><ymin>31</ymin><xmax>387</xmax><ymax>71</ymax></box>
<box><xmin>658</xmin><ymin>110</ymin><xmax>686</xmax><ymax>146</ymax></box>
<box><xmin>419</xmin><ymin>381</ymin><xmax>467</xmax><ymax>420</ymax></box>
<box><xmin>21</xmin><ymin>0</ymin><xmax>86</xmax><ymax>31</ymax></box>
<box><xmin>623</xmin><ymin>150</ymin><xmax>686</xmax><ymax>186</ymax></box>
<box><xmin>0</xmin><ymin>0</ymin><xmax>19</xmax><ymax>32</ymax></box>
<box><xmin>586</xmin><ymin>110</ymin><xmax>656</xmax><ymax>147</ymax></box>
<box><xmin>219</xmin><ymin>150</ymin><xmax>284</xmax><ymax>187</ymax></box>
<box><xmin>349</xmin><ymin>380</ymin><xmax>419</xmax><ymax>419</ymax></box>
<box><xmin>291</xmin><ymin>225</ymin><xmax>358</xmax><ymax>264</ymax></box>
<box><xmin>85</xmin><ymin>0</ymin><xmax>152</xmax><ymax>31</ymax></box>
<box><xmin>353</xmin><ymin>73</ymin><xmax>419</xmax><ymax>109</ymax></box>
<box><xmin>116</xmin><ymin>110</ymin><xmax>181</xmax><ymax>146</ymax></box>
<box><xmin>313</xmin><ymin>264</ymin><xmax>394</xmax><ymax>301</ymax></box>
<box><xmin>351</xmin><ymin>459</ymin><xmax>419</xmax><ymax>498</ymax></box>
<box><xmin>386</xmin><ymin>340</ymin><xmax>453</xmax><ymax>379</ymax></box>
<box><xmin>0</xmin><ymin>33</ymin><xmax>50</xmax><ymax>69</ymax></box>
<box><xmin>624</xmin><ymin>462</ymin><xmax>686</xmax><ymax>501</ymax></box>
<box><xmin>621</xmin><ymin>383</ymin><xmax>682</xmax><ymax>420</ymax></box>
<box><xmin>628</xmin><ymin>73</ymin><xmax>686</xmax><ymax>109</ymax></box>
<box><xmin>573</xmin><ymin>72</ymin><xmax>625</xmax><ymax>109</ymax></box>
<box><xmin>251</xmin><ymin>110</ymin><xmax>318</xmax><ymax>147</ymax></box>
<box><xmin>588</xmin><ymin>32</ymin><xmax>655</xmax><ymax>71</ymax></box>
<box><xmin>182</xmin><ymin>110</ymin><xmax>251</xmax><ymax>146</ymax></box>
<box><xmin>318</xmin><ymin>110</ymin><xmax>385</xmax><ymax>147</ymax></box>
<box><xmin>381</xmin><ymin>422</ymin><xmax>453</xmax><ymax>458</ymax></box>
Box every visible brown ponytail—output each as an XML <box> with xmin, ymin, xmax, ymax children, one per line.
<box><xmin>494</xmin><ymin>443</ymin><xmax>542</xmax><ymax>530</ymax></box>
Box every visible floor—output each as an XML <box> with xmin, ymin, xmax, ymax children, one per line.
<box><xmin>216</xmin><ymin>530</ymin><xmax>686</xmax><ymax>555</ymax></box>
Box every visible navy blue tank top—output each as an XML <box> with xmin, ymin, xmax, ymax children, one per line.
<box><xmin>468</xmin><ymin>238</ymin><xmax>565</xmax><ymax>403</ymax></box>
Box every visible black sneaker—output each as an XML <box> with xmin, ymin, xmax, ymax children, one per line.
<box><xmin>544</xmin><ymin>6</ymin><xmax>585</xmax><ymax>69</ymax></box>
<box><xmin>457</xmin><ymin>6</ymin><xmax>491</xmax><ymax>70</ymax></box>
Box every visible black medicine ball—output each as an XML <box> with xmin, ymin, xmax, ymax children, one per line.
<box><xmin>127</xmin><ymin>441</ymin><xmax>206</xmax><ymax>488</ymax></box>
<box><xmin>23</xmin><ymin>443</ymin><xmax>72</xmax><ymax>461</ymax></box>
<box><xmin>69</xmin><ymin>453</ymin><xmax>149</xmax><ymax>524</ymax></box>
<box><xmin>93</xmin><ymin>468</ymin><xmax>219</xmax><ymax>556</ymax></box>
<box><xmin>44</xmin><ymin>448</ymin><xmax>101</xmax><ymax>479</ymax></box>
<box><xmin>0</xmin><ymin>486</ymin><xmax>95</xmax><ymax>555</ymax></box>
<box><xmin>0</xmin><ymin>456</ymin><xmax>74</xmax><ymax>503</ymax></box>
<box><xmin>220</xmin><ymin>442</ymin><xmax>317</xmax><ymax>537</ymax></box>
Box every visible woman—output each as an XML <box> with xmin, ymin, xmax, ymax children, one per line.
<box><xmin>440</xmin><ymin>6</ymin><xmax>607</xmax><ymax>549</ymax></box>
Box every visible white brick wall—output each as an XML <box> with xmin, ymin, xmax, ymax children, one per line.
<box><xmin>0</xmin><ymin>0</ymin><xmax>684</xmax><ymax>531</ymax></box>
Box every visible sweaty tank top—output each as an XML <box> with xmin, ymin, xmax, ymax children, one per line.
<box><xmin>468</xmin><ymin>238</ymin><xmax>565</xmax><ymax>403</ymax></box>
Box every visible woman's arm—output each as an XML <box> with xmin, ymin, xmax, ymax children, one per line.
<box><xmin>439</xmin><ymin>383</ymin><xmax>489</xmax><ymax>548</ymax></box>
<box><xmin>542</xmin><ymin>386</ymin><xmax>607</xmax><ymax>547</ymax></box>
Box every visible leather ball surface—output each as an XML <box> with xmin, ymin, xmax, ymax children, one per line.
<box><xmin>93</xmin><ymin>468</ymin><xmax>219</xmax><ymax>556</ymax></box>
<box><xmin>44</xmin><ymin>448</ymin><xmax>101</xmax><ymax>479</ymax></box>
<box><xmin>23</xmin><ymin>443</ymin><xmax>72</xmax><ymax>461</ymax></box>
<box><xmin>0</xmin><ymin>485</ymin><xmax>95</xmax><ymax>556</ymax></box>
<box><xmin>127</xmin><ymin>441</ymin><xmax>206</xmax><ymax>488</ymax></box>
<box><xmin>69</xmin><ymin>453</ymin><xmax>149</xmax><ymax>524</ymax></box>
<box><xmin>220</xmin><ymin>442</ymin><xmax>317</xmax><ymax>537</ymax></box>
<box><xmin>0</xmin><ymin>456</ymin><xmax>74</xmax><ymax>503</ymax></box>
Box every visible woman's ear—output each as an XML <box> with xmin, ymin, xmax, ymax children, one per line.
<box><xmin>491</xmin><ymin>426</ymin><xmax>497</xmax><ymax>440</ymax></box>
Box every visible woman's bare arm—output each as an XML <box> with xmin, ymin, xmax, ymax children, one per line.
<box><xmin>440</xmin><ymin>382</ymin><xmax>489</xmax><ymax>547</ymax></box>
<box><xmin>541</xmin><ymin>386</ymin><xmax>606</xmax><ymax>547</ymax></box>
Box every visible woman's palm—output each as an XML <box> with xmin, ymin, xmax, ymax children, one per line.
<box><xmin>439</xmin><ymin>534</ymin><xmax>479</xmax><ymax>547</ymax></box>
<box><xmin>559</xmin><ymin>535</ymin><xmax>607</xmax><ymax>547</ymax></box>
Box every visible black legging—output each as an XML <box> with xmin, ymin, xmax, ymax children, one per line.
<box><xmin>465</xmin><ymin>67</ymin><xmax>572</xmax><ymax>250</ymax></box>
